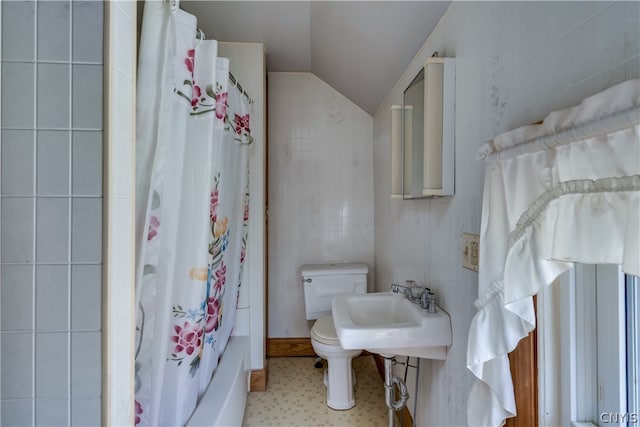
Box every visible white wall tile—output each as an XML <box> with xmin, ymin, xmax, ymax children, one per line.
<box><xmin>35</xmin><ymin>265</ymin><xmax>68</xmax><ymax>331</ymax></box>
<box><xmin>267</xmin><ymin>72</ymin><xmax>374</xmax><ymax>338</ymax></box>
<box><xmin>70</xmin><ymin>332</ymin><xmax>101</xmax><ymax>397</ymax></box>
<box><xmin>1</xmin><ymin>130</ymin><xmax>34</xmax><ymax>195</ymax></box>
<box><xmin>37</xmin><ymin>1</ymin><xmax>70</xmax><ymax>61</ymax></box>
<box><xmin>37</xmin><ymin>64</ymin><xmax>70</xmax><ymax>129</ymax></box>
<box><xmin>37</xmin><ymin>131</ymin><xmax>70</xmax><ymax>196</ymax></box>
<box><xmin>1</xmin><ymin>197</ymin><xmax>34</xmax><ymax>263</ymax></box>
<box><xmin>72</xmin><ymin>65</ymin><xmax>103</xmax><ymax>129</ymax></box>
<box><xmin>71</xmin><ymin>198</ymin><xmax>102</xmax><ymax>263</ymax></box>
<box><xmin>35</xmin><ymin>332</ymin><xmax>68</xmax><ymax>398</ymax></box>
<box><xmin>1</xmin><ymin>333</ymin><xmax>33</xmax><ymax>398</ymax></box>
<box><xmin>36</xmin><ymin>399</ymin><xmax>68</xmax><ymax>427</ymax></box>
<box><xmin>1</xmin><ymin>399</ymin><xmax>33</xmax><ymax>426</ymax></box>
<box><xmin>35</xmin><ymin>198</ymin><xmax>69</xmax><ymax>263</ymax></box>
<box><xmin>1</xmin><ymin>265</ymin><xmax>34</xmax><ymax>331</ymax></box>
<box><xmin>72</xmin><ymin>1</ymin><xmax>104</xmax><ymax>63</ymax></box>
<box><xmin>1</xmin><ymin>63</ymin><xmax>35</xmax><ymax>129</ymax></box>
<box><xmin>71</xmin><ymin>398</ymin><xmax>101</xmax><ymax>427</ymax></box>
<box><xmin>72</xmin><ymin>131</ymin><xmax>102</xmax><ymax>196</ymax></box>
<box><xmin>1</xmin><ymin>1</ymin><xmax>35</xmax><ymax>61</ymax></box>
<box><xmin>71</xmin><ymin>264</ymin><xmax>102</xmax><ymax>331</ymax></box>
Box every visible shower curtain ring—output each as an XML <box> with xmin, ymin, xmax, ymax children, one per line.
<box><xmin>197</xmin><ymin>29</ymin><xmax>205</xmax><ymax>45</ymax></box>
<box><xmin>170</xmin><ymin>0</ymin><xmax>179</xmax><ymax>12</ymax></box>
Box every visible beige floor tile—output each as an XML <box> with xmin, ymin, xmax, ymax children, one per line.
<box><xmin>243</xmin><ymin>355</ymin><xmax>390</xmax><ymax>427</ymax></box>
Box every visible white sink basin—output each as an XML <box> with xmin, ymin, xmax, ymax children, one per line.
<box><xmin>332</xmin><ymin>292</ymin><xmax>452</xmax><ymax>359</ymax></box>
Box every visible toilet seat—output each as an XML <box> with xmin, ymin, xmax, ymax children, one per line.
<box><xmin>311</xmin><ymin>315</ymin><xmax>341</xmax><ymax>346</ymax></box>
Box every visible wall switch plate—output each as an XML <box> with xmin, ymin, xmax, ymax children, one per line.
<box><xmin>461</xmin><ymin>233</ymin><xmax>479</xmax><ymax>272</ymax></box>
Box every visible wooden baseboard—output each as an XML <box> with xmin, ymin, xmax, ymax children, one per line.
<box><xmin>373</xmin><ymin>354</ymin><xmax>414</xmax><ymax>427</ymax></box>
<box><xmin>267</xmin><ymin>337</ymin><xmax>315</xmax><ymax>357</ymax></box>
<box><xmin>250</xmin><ymin>368</ymin><xmax>268</xmax><ymax>392</ymax></box>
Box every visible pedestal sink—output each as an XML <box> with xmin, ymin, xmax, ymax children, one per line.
<box><xmin>331</xmin><ymin>292</ymin><xmax>452</xmax><ymax>359</ymax></box>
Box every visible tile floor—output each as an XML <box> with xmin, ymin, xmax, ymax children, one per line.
<box><xmin>243</xmin><ymin>355</ymin><xmax>390</xmax><ymax>426</ymax></box>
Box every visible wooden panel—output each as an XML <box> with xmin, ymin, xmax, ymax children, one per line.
<box><xmin>505</xmin><ymin>297</ymin><xmax>538</xmax><ymax>427</ymax></box>
<box><xmin>267</xmin><ymin>337</ymin><xmax>315</xmax><ymax>357</ymax></box>
<box><xmin>250</xmin><ymin>368</ymin><xmax>268</xmax><ymax>392</ymax></box>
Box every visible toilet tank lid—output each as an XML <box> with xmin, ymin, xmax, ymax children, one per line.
<box><xmin>301</xmin><ymin>262</ymin><xmax>368</xmax><ymax>277</ymax></box>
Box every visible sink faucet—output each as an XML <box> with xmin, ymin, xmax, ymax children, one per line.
<box><xmin>391</xmin><ymin>281</ymin><xmax>436</xmax><ymax>312</ymax></box>
<box><xmin>390</xmin><ymin>282</ymin><xmax>414</xmax><ymax>298</ymax></box>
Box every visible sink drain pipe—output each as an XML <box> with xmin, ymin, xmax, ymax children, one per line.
<box><xmin>384</xmin><ymin>356</ymin><xmax>409</xmax><ymax>427</ymax></box>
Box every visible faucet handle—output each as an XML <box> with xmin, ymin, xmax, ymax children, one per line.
<box><xmin>420</xmin><ymin>290</ymin><xmax>430</xmax><ymax>309</ymax></box>
<box><xmin>420</xmin><ymin>290</ymin><xmax>437</xmax><ymax>312</ymax></box>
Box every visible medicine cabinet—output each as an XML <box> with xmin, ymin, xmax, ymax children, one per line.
<box><xmin>391</xmin><ymin>55</ymin><xmax>455</xmax><ymax>199</ymax></box>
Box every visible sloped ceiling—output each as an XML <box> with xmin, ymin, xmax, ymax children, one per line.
<box><xmin>180</xmin><ymin>1</ymin><xmax>451</xmax><ymax>115</ymax></box>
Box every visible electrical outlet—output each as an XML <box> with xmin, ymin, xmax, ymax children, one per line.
<box><xmin>461</xmin><ymin>233</ymin><xmax>479</xmax><ymax>272</ymax></box>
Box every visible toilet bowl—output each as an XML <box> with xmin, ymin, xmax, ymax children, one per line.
<box><xmin>301</xmin><ymin>262</ymin><xmax>368</xmax><ymax>410</ymax></box>
<box><xmin>310</xmin><ymin>315</ymin><xmax>362</xmax><ymax>410</ymax></box>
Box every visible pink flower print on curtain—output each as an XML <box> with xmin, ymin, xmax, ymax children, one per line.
<box><xmin>177</xmin><ymin>49</ymin><xmax>204</xmax><ymax>109</ymax></box>
<box><xmin>234</xmin><ymin>114</ymin><xmax>250</xmax><ymax>135</ymax></box>
<box><xmin>171</xmin><ymin>321</ymin><xmax>204</xmax><ymax>357</ymax></box>
<box><xmin>185</xmin><ymin>49</ymin><xmax>195</xmax><ymax>74</ymax></box>
<box><xmin>135</xmin><ymin>401</ymin><xmax>143</xmax><ymax>425</ymax></box>
<box><xmin>212</xmin><ymin>261</ymin><xmax>226</xmax><ymax>294</ymax></box>
<box><xmin>205</xmin><ymin>296</ymin><xmax>222</xmax><ymax>333</ymax></box>
<box><xmin>215</xmin><ymin>92</ymin><xmax>228</xmax><ymax>120</ymax></box>
<box><xmin>147</xmin><ymin>215</ymin><xmax>160</xmax><ymax>241</ymax></box>
<box><xmin>191</xmin><ymin>85</ymin><xmax>202</xmax><ymax>107</ymax></box>
<box><xmin>209</xmin><ymin>189</ymin><xmax>219</xmax><ymax>223</ymax></box>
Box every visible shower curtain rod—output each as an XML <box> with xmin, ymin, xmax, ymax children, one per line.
<box><xmin>228</xmin><ymin>72</ymin><xmax>254</xmax><ymax>105</ymax></box>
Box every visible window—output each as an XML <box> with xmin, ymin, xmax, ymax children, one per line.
<box><xmin>538</xmin><ymin>265</ymin><xmax>639</xmax><ymax>426</ymax></box>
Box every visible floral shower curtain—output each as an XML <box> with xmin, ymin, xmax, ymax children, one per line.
<box><xmin>134</xmin><ymin>2</ymin><xmax>252</xmax><ymax>425</ymax></box>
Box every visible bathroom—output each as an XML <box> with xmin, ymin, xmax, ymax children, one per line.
<box><xmin>1</xmin><ymin>1</ymin><xmax>639</xmax><ymax>426</ymax></box>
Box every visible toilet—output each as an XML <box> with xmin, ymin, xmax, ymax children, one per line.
<box><xmin>302</xmin><ymin>262</ymin><xmax>368</xmax><ymax>410</ymax></box>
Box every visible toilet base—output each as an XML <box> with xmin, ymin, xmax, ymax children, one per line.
<box><xmin>312</xmin><ymin>340</ymin><xmax>361</xmax><ymax>410</ymax></box>
<box><xmin>323</xmin><ymin>368</ymin><xmax>357</xmax><ymax>410</ymax></box>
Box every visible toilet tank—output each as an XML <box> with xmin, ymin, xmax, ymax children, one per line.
<box><xmin>302</xmin><ymin>262</ymin><xmax>368</xmax><ymax>320</ymax></box>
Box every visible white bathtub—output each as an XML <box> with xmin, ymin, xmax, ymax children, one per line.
<box><xmin>186</xmin><ymin>336</ymin><xmax>250</xmax><ymax>427</ymax></box>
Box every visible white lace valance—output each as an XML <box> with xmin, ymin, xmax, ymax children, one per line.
<box><xmin>467</xmin><ymin>79</ymin><xmax>640</xmax><ymax>426</ymax></box>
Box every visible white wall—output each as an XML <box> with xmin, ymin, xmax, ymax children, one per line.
<box><xmin>218</xmin><ymin>42</ymin><xmax>267</xmax><ymax>372</ymax></box>
<box><xmin>373</xmin><ymin>2</ymin><xmax>639</xmax><ymax>425</ymax></box>
<box><xmin>268</xmin><ymin>72</ymin><xmax>374</xmax><ymax>338</ymax></box>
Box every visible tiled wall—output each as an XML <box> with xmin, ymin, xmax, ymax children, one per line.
<box><xmin>267</xmin><ymin>73</ymin><xmax>374</xmax><ymax>338</ymax></box>
<box><xmin>373</xmin><ymin>1</ymin><xmax>639</xmax><ymax>425</ymax></box>
<box><xmin>1</xmin><ymin>1</ymin><xmax>103</xmax><ymax>425</ymax></box>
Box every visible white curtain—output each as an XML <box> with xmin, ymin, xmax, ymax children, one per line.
<box><xmin>467</xmin><ymin>79</ymin><xmax>640</xmax><ymax>426</ymax></box>
<box><xmin>134</xmin><ymin>2</ymin><xmax>252</xmax><ymax>425</ymax></box>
